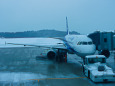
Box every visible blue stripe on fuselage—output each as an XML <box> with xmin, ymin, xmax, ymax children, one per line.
<box><xmin>64</xmin><ymin>41</ymin><xmax>76</xmax><ymax>53</ymax></box>
<box><xmin>63</xmin><ymin>38</ymin><xmax>80</xmax><ymax>54</ymax></box>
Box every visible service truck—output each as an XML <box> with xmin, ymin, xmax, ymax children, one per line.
<box><xmin>83</xmin><ymin>55</ymin><xmax>115</xmax><ymax>82</ymax></box>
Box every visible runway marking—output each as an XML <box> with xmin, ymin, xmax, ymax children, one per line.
<box><xmin>28</xmin><ymin>77</ymin><xmax>87</xmax><ymax>82</ymax></box>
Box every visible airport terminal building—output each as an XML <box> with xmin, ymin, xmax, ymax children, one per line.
<box><xmin>88</xmin><ymin>31</ymin><xmax>115</xmax><ymax>51</ymax></box>
<box><xmin>99</xmin><ymin>31</ymin><xmax>114</xmax><ymax>51</ymax></box>
<box><xmin>114</xmin><ymin>35</ymin><xmax>115</xmax><ymax>50</ymax></box>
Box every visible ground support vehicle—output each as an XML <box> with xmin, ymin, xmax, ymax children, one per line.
<box><xmin>83</xmin><ymin>55</ymin><xmax>115</xmax><ymax>82</ymax></box>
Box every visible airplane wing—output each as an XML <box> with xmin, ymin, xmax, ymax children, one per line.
<box><xmin>6</xmin><ymin>42</ymin><xmax>67</xmax><ymax>50</ymax></box>
<box><xmin>0</xmin><ymin>38</ymin><xmax>67</xmax><ymax>50</ymax></box>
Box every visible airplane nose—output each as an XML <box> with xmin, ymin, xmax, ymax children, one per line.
<box><xmin>76</xmin><ymin>45</ymin><xmax>96</xmax><ymax>57</ymax></box>
<box><xmin>86</xmin><ymin>45</ymin><xmax>95</xmax><ymax>54</ymax></box>
<box><xmin>84</xmin><ymin>45</ymin><xmax>96</xmax><ymax>55</ymax></box>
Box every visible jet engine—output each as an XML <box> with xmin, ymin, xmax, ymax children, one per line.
<box><xmin>42</xmin><ymin>48</ymin><xmax>67</xmax><ymax>62</ymax></box>
<box><xmin>47</xmin><ymin>50</ymin><xmax>57</xmax><ymax>59</ymax></box>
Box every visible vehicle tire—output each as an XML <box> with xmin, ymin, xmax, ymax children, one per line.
<box><xmin>82</xmin><ymin>66</ymin><xmax>84</xmax><ymax>73</ymax></box>
<box><xmin>88</xmin><ymin>70</ymin><xmax>90</xmax><ymax>79</ymax></box>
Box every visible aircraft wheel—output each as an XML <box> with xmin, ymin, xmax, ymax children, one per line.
<box><xmin>56</xmin><ymin>56</ymin><xmax>58</xmax><ymax>62</ymax></box>
<box><xmin>64</xmin><ymin>54</ymin><xmax>67</xmax><ymax>63</ymax></box>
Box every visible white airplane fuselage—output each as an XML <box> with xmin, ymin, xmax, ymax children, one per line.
<box><xmin>65</xmin><ymin>35</ymin><xmax>96</xmax><ymax>57</ymax></box>
<box><xmin>0</xmin><ymin>34</ymin><xmax>96</xmax><ymax>58</ymax></box>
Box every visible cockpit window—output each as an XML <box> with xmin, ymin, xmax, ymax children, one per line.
<box><xmin>88</xmin><ymin>42</ymin><xmax>93</xmax><ymax>45</ymax></box>
<box><xmin>77</xmin><ymin>42</ymin><xmax>83</xmax><ymax>45</ymax></box>
<box><xmin>77</xmin><ymin>41</ymin><xmax>93</xmax><ymax>45</ymax></box>
<box><xmin>82</xmin><ymin>42</ymin><xmax>87</xmax><ymax>45</ymax></box>
<box><xmin>77</xmin><ymin>42</ymin><xmax>80</xmax><ymax>45</ymax></box>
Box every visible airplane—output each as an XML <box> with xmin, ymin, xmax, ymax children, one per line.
<box><xmin>0</xmin><ymin>17</ymin><xmax>96</xmax><ymax>61</ymax></box>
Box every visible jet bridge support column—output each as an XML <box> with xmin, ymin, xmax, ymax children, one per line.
<box><xmin>56</xmin><ymin>49</ymin><xmax>67</xmax><ymax>63</ymax></box>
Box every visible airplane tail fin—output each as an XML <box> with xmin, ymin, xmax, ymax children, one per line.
<box><xmin>66</xmin><ymin>17</ymin><xmax>69</xmax><ymax>35</ymax></box>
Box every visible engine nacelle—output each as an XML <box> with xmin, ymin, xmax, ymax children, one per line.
<box><xmin>47</xmin><ymin>50</ymin><xmax>56</xmax><ymax>59</ymax></box>
<box><xmin>99</xmin><ymin>50</ymin><xmax>110</xmax><ymax>58</ymax></box>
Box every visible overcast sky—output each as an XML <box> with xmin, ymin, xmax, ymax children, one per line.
<box><xmin>0</xmin><ymin>0</ymin><xmax>115</xmax><ymax>34</ymax></box>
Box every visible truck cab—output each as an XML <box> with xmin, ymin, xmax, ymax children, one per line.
<box><xmin>83</xmin><ymin>55</ymin><xmax>115</xmax><ymax>82</ymax></box>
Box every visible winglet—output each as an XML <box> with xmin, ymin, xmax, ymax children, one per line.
<box><xmin>66</xmin><ymin>17</ymin><xmax>69</xmax><ymax>35</ymax></box>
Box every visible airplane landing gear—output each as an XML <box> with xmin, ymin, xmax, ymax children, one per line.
<box><xmin>56</xmin><ymin>49</ymin><xmax>67</xmax><ymax>63</ymax></box>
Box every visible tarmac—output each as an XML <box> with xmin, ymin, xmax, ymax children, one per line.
<box><xmin>0</xmin><ymin>47</ymin><xmax>115</xmax><ymax>86</ymax></box>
